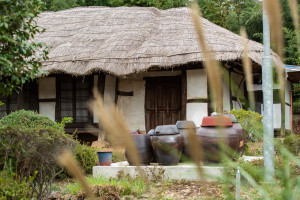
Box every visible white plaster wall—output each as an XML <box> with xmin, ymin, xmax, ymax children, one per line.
<box><xmin>187</xmin><ymin>69</ymin><xmax>207</xmax><ymax>99</ymax></box>
<box><xmin>117</xmin><ymin>79</ymin><xmax>146</xmax><ymax>132</ymax></box>
<box><xmin>261</xmin><ymin>104</ymin><xmax>281</xmax><ymax>129</ymax></box>
<box><xmin>186</xmin><ymin>103</ymin><xmax>208</xmax><ymax>127</ymax></box>
<box><xmin>38</xmin><ymin>77</ymin><xmax>56</xmax><ymax>99</ymax></box>
<box><xmin>39</xmin><ymin>102</ymin><xmax>56</xmax><ymax>121</ymax></box>
<box><xmin>104</xmin><ymin>75</ymin><xmax>116</xmax><ymax>105</ymax></box>
<box><xmin>222</xmin><ymin>69</ymin><xmax>231</xmax><ymax>111</ymax></box>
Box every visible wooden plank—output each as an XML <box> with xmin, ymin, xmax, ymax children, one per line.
<box><xmin>187</xmin><ymin>98</ymin><xmax>208</xmax><ymax>103</ymax></box>
<box><xmin>117</xmin><ymin>91</ymin><xmax>134</xmax><ymax>96</ymax></box>
<box><xmin>55</xmin><ymin>75</ymin><xmax>61</xmax><ymax>121</ymax></box>
<box><xmin>181</xmin><ymin>70</ymin><xmax>187</xmax><ymax>120</ymax></box>
<box><xmin>98</xmin><ymin>72</ymin><xmax>106</xmax><ymax>97</ymax></box>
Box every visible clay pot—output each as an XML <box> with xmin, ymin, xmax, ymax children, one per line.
<box><xmin>151</xmin><ymin>125</ymin><xmax>183</xmax><ymax>165</ymax></box>
<box><xmin>175</xmin><ymin>121</ymin><xmax>196</xmax><ymax>160</ymax></box>
<box><xmin>196</xmin><ymin>116</ymin><xmax>247</xmax><ymax>163</ymax></box>
<box><xmin>125</xmin><ymin>134</ymin><xmax>154</xmax><ymax>165</ymax></box>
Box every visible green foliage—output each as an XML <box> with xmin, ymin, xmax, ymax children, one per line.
<box><xmin>0</xmin><ymin>0</ymin><xmax>48</xmax><ymax>96</ymax></box>
<box><xmin>112</xmin><ymin>150</ymin><xmax>126</xmax><ymax>163</ymax></box>
<box><xmin>0</xmin><ymin>169</ymin><xmax>34</xmax><ymax>200</ymax></box>
<box><xmin>0</xmin><ymin>110</ymin><xmax>76</xmax><ymax>199</ymax></box>
<box><xmin>50</xmin><ymin>0</ymin><xmax>78</xmax><ymax>11</ymax></box>
<box><xmin>63</xmin><ymin>175</ymin><xmax>145</xmax><ymax>197</ymax></box>
<box><xmin>74</xmin><ymin>144</ymin><xmax>98</xmax><ymax>174</ymax></box>
<box><xmin>230</xmin><ymin>109</ymin><xmax>263</xmax><ymax>141</ymax></box>
<box><xmin>0</xmin><ymin>110</ymin><xmax>63</xmax><ymax>131</ymax></box>
<box><xmin>283</xmin><ymin>134</ymin><xmax>300</xmax><ymax>155</ymax></box>
<box><xmin>43</xmin><ymin>0</ymin><xmax>189</xmax><ymax>11</ymax></box>
<box><xmin>283</xmin><ymin>28</ymin><xmax>300</xmax><ymax>65</ymax></box>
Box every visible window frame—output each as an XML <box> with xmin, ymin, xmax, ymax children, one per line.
<box><xmin>55</xmin><ymin>75</ymin><xmax>94</xmax><ymax>129</ymax></box>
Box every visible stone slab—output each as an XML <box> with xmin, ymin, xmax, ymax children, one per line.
<box><xmin>93</xmin><ymin>162</ymin><xmax>223</xmax><ymax>181</ymax></box>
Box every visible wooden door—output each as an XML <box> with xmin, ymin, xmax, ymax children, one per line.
<box><xmin>145</xmin><ymin>76</ymin><xmax>181</xmax><ymax>132</ymax></box>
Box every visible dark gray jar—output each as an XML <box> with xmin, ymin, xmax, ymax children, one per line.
<box><xmin>151</xmin><ymin>125</ymin><xmax>183</xmax><ymax>165</ymax></box>
<box><xmin>125</xmin><ymin>134</ymin><xmax>154</xmax><ymax>166</ymax></box>
<box><xmin>175</xmin><ymin>121</ymin><xmax>196</xmax><ymax>161</ymax></box>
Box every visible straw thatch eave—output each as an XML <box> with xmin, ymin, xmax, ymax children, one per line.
<box><xmin>35</xmin><ymin>6</ymin><xmax>283</xmax><ymax>76</ymax></box>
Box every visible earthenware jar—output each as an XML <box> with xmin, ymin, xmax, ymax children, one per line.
<box><xmin>196</xmin><ymin>116</ymin><xmax>247</xmax><ymax>163</ymax></box>
<box><xmin>125</xmin><ymin>133</ymin><xmax>154</xmax><ymax>166</ymax></box>
<box><xmin>175</xmin><ymin>121</ymin><xmax>196</xmax><ymax>160</ymax></box>
<box><xmin>151</xmin><ymin>125</ymin><xmax>183</xmax><ymax>165</ymax></box>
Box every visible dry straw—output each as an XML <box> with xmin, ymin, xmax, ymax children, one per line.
<box><xmin>264</xmin><ymin>0</ymin><xmax>284</xmax><ymax>58</ymax></box>
<box><xmin>35</xmin><ymin>6</ymin><xmax>283</xmax><ymax>76</ymax></box>
<box><xmin>240</xmin><ymin>27</ymin><xmax>255</xmax><ymax>110</ymax></box>
<box><xmin>265</xmin><ymin>0</ymin><xmax>287</xmax><ymax>135</ymax></box>
<box><xmin>190</xmin><ymin>1</ymin><xmax>223</xmax><ymax>113</ymax></box>
<box><xmin>56</xmin><ymin>150</ymin><xmax>96</xmax><ymax>200</ymax></box>
<box><xmin>88</xmin><ymin>89</ymin><xmax>150</xmax><ymax>189</ymax></box>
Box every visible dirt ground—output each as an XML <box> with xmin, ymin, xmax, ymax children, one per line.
<box><xmin>149</xmin><ymin>180</ymin><xmax>224</xmax><ymax>200</ymax></box>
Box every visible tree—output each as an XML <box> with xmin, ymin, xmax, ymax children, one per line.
<box><xmin>43</xmin><ymin>0</ymin><xmax>189</xmax><ymax>11</ymax></box>
<box><xmin>0</xmin><ymin>0</ymin><xmax>48</xmax><ymax>96</ymax></box>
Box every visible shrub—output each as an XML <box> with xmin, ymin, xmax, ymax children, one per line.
<box><xmin>230</xmin><ymin>109</ymin><xmax>263</xmax><ymax>141</ymax></box>
<box><xmin>283</xmin><ymin>134</ymin><xmax>300</xmax><ymax>155</ymax></box>
<box><xmin>74</xmin><ymin>143</ymin><xmax>98</xmax><ymax>174</ymax></box>
<box><xmin>0</xmin><ymin>169</ymin><xmax>34</xmax><ymax>200</ymax></box>
<box><xmin>0</xmin><ymin>110</ymin><xmax>63</xmax><ymax>131</ymax></box>
<box><xmin>0</xmin><ymin>111</ymin><xmax>76</xmax><ymax>199</ymax></box>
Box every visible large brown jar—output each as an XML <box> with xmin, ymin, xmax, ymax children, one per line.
<box><xmin>151</xmin><ymin>125</ymin><xmax>183</xmax><ymax>165</ymax></box>
<box><xmin>175</xmin><ymin>121</ymin><xmax>196</xmax><ymax>161</ymax></box>
<box><xmin>125</xmin><ymin>133</ymin><xmax>154</xmax><ymax>166</ymax></box>
<box><xmin>196</xmin><ymin>116</ymin><xmax>247</xmax><ymax>163</ymax></box>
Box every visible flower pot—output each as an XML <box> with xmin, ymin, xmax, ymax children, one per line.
<box><xmin>97</xmin><ymin>151</ymin><xmax>113</xmax><ymax>166</ymax></box>
<box><xmin>175</xmin><ymin>121</ymin><xmax>196</xmax><ymax>161</ymax></box>
<box><xmin>125</xmin><ymin>134</ymin><xmax>154</xmax><ymax>165</ymax></box>
<box><xmin>151</xmin><ymin>125</ymin><xmax>183</xmax><ymax>165</ymax></box>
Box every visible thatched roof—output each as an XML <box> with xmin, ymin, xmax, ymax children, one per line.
<box><xmin>35</xmin><ymin>6</ymin><xmax>282</xmax><ymax>76</ymax></box>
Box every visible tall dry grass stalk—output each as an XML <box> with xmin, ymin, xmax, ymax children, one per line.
<box><xmin>265</xmin><ymin>0</ymin><xmax>286</xmax><ymax>135</ymax></box>
<box><xmin>190</xmin><ymin>1</ymin><xmax>223</xmax><ymax>113</ymax></box>
<box><xmin>88</xmin><ymin>89</ymin><xmax>149</xmax><ymax>189</ymax></box>
<box><xmin>288</xmin><ymin>0</ymin><xmax>299</xmax><ymax>31</ymax></box>
<box><xmin>288</xmin><ymin>0</ymin><xmax>300</xmax><ymax>52</ymax></box>
<box><xmin>240</xmin><ymin>28</ymin><xmax>255</xmax><ymax>110</ymax></box>
<box><xmin>264</xmin><ymin>0</ymin><xmax>284</xmax><ymax>58</ymax></box>
<box><xmin>186</xmin><ymin>126</ymin><xmax>204</xmax><ymax>179</ymax></box>
<box><xmin>57</xmin><ymin>151</ymin><xmax>96</xmax><ymax>200</ymax></box>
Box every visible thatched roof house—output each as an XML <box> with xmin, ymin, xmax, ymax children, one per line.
<box><xmin>36</xmin><ymin>6</ymin><xmax>282</xmax><ymax>76</ymax></box>
<box><xmin>0</xmin><ymin>6</ymin><xmax>291</xmax><ymax>142</ymax></box>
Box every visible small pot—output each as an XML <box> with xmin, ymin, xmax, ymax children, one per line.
<box><xmin>151</xmin><ymin>125</ymin><xmax>183</xmax><ymax>165</ymax></box>
<box><xmin>97</xmin><ymin>151</ymin><xmax>113</xmax><ymax>166</ymax></box>
<box><xmin>125</xmin><ymin>134</ymin><xmax>154</xmax><ymax>165</ymax></box>
<box><xmin>175</xmin><ymin>121</ymin><xmax>196</xmax><ymax>161</ymax></box>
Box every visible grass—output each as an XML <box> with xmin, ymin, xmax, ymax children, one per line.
<box><xmin>61</xmin><ymin>175</ymin><xmax>145</xmax><ymax>197</ymax></box>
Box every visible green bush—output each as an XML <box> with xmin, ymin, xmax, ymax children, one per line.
<box><xmin>230</xmin><ymin>109</ymin><xmax>263</xmax><ymax>141</ymax></box>
<box><xmin>0</xmin><ymin>111</ymin><xmax>76</xmax><ymax>199</ymax></box>
<box><xmin>0</xmin><ymin>110</ymin><xmax>63</xmax><ymax>131</ymax></box>
<box><xmin>283</xmin><ymin>134</ymin><xmax>300</xmax><ymax>155</ymax></box>
<box><xmin>0</xmin><ymin>169</ymin><xmax>34</xmax><ymax>200</ymax></box>
<box><xmin>74</xmin><ymin>143</ymin><xmax>98</xmax><ymax>174</ymax></box>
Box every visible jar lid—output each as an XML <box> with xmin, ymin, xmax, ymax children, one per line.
<box><xmin>147</xmin><ymin>129</ymin><xmax>155</xmax><ymax>135</ymax></box>
<box><xmin>201</xmin><ymin>116</ymin><xmax>233</xmax><ymax>127</ymax></box>
<box><xmin>176</xmin><ymin>121</ymin><xmax>196</xmax><ymax>129</ymax></box>
<box><xmin>154</xmin><ymin>125</ymin><xmax>180</xmax><ymax>136</ymax></box>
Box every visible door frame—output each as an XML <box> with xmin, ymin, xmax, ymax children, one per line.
<box><xmin>144</xmin><ymin>74</ymin><xmax>186</xmax><ymax>131</ymax></box>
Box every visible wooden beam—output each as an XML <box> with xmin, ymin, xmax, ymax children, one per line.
<box><xmin>181</xmin><ymin>70</ymin><xmax>187</xmax><ymax>120</ymax></box>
